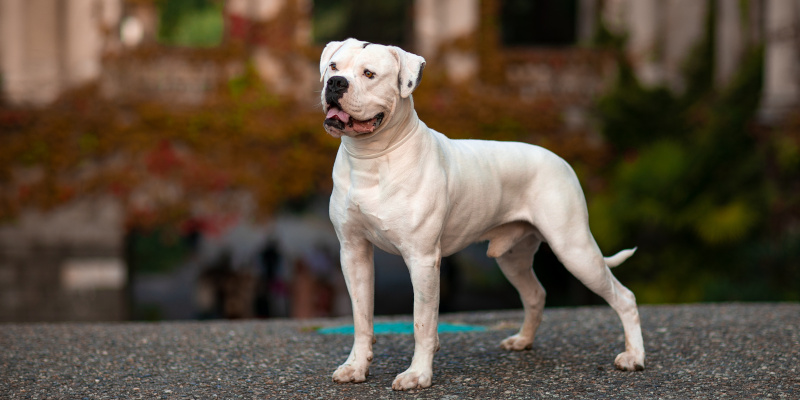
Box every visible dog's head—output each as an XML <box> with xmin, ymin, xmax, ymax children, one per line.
<box><xmin>319</xmin><ymin>38</ymin><xmax>426</xmax><ymax>138</ymax></box>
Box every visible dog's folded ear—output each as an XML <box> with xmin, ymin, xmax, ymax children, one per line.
<box><xmin>320</xmin><ymin>39</ymin><xmax>358</xmax><ymax>82</ymax></box>
<box><xmin>320</xmin><ymin>40</ymin><xmax>344</xmax><ymax>82</ymax></box>
<box><xmin>389</xmin><ymin>47</ymin><xmax>426</xmax><ymax>98</ymax></box>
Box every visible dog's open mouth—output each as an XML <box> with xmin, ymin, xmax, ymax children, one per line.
<box><xmin>324</xmin><ymin>106</ymin><xmax>385</xmax><ymax>135</ymax></box>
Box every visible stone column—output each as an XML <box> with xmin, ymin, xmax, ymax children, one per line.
<box><xmin>100</xmin><ymin>0</ymin><xmax>123</xmax><ymax>53</ymax></box>
<box><xmin>577</xmin><ymin>0</ymin><xmax>598</xmax><ymax>44</ymax></box>
<box><xmin>663</xmin><ymin>0</ymin><xmax>708</xmax><ymax>93</ymax></box>
<box><xmin>2</xmin><ymin>0</ymin><xmax>121</xmax><ymax>105</ymax></box>
<box><xmin>414</xmin><ymin>0</ymin><xmax>439</xmax><ymax>58</ymax></box>
<box><xmin>626</xmin><ymin>0</ymin><xmax>663</xmax><ymax>86</ymax></box>
<box><xmin>1</xmin><ymin>0</ymin><xmax>62</xmax><ymax>105</ymax></box>
<box><xmin>0</xmin><ymin>0</ymin><xmax>25</xmax><ymax>103</ymax></box>
<box><xmin>601</xmin><ymin>0</ymin><xmax>628</xmax><ymax>37</ymax></box>
<box><xmin>760</xmin><ymin>0</ymin><xmax>800</xmax><ymax>123</ymax></box>
<box><xmin>716</xmin><ymin>0</ymin><xmax>746</xmax><ymax>87</ymax></box>
<box><xmin>414</xmin><ymin>0</ymin><xmax>479</xmax><ymax>83</ymax></box>
<box><xmin>442</xmin><ymin>0</ymin><xmax>479</xmax><ymax>83</ymax></box>
<box><xmin>26</xmin><ymin>0</ymin><xmax>62</xmax><ymax>105</ymax></box>
<box><xmin>64</xmin><ymin>0</ymin><xmax>103</xmax><ymax>88</ymax></box>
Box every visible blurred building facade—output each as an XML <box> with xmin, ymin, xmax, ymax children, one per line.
<box><xmin>0</xmin><ymin>197</ymin><xmax>126</xmax><ymax>321</ymax></box>
<box><xmin>2</xmin><ymin>1</ymin><xmax>797</xmax><ymax>112</ymax></box>
<box><xmin>1</xmin><ymin>0</ymin><xmax>799</xmax><ymax>322</ymax></box>
<box><xmin>0</xmin><ymin>0</ymin><xmax>123</xmax><ymax>106</ymax></box>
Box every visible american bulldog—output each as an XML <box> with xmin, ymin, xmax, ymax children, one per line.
<box><xmin>319</xmin><ymin>38</ymin><xmax>645</xmax><ymax>390</ymax></box>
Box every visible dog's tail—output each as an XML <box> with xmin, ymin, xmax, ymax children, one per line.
<box><xmin>604</xmin><ymin>247</ymin><xmax>637</xmax><ymax>268</ymax></box>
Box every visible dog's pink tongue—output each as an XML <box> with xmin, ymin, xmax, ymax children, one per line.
<box><xmin>326</xmin><ymin>108</ymin><xmax>350</xmax><ymax>123</ymax></box>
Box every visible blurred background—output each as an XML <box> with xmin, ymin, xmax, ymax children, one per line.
<box><xmin>0</xmin><ymin>0</ymin><xmax>798</xmax><ymax>323</ymax></box>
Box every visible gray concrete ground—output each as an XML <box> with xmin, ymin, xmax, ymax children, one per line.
<box><xmin>1</xmin><ymin>303</ymin><xmax>798</xmax><ymax>399</ymax></box>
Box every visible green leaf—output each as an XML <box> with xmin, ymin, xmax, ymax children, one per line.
<box><xmin>694</xmin><ymin>200</ymin><xmax>758</xmax><ymax>245</ymax></box>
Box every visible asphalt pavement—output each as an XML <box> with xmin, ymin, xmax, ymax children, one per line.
<box><xmin>2</xmin><ymin>303</ymin><xmax>798</xmax><ymax>399</ymax></box>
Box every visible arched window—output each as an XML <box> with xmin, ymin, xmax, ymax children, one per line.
<box><xmin>158</xmin><ymin>0</ymin><xmax>224</xmax><ymax>47</ymax></box>
<box><xmin>313</xmin><ymin>0</ymin><xmax>412</xmax><ymax>47</ymax></box>
<box><xmin>501</xmin><ymin>0</ymin><xmax>578</xmax><ymax>47</ymax></box>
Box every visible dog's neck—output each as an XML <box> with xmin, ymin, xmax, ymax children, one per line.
<box><xmin>341</xmin><ymin>97</ymin><xmax>421</xmax><ymax>159</ymax></box>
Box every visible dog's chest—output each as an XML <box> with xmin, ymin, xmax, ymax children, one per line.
<box><xmin>333</xmin><ymin>188</ymin><xmax>401</xmax><ymax>255</ymax></box>
<box><xmin>332</xmin><ymin>157</ymin><xmax>439</xmax><ymax>254</ymax></box>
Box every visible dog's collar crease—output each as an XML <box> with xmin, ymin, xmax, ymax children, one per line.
<box><xmin>342</xmin><ymin>118</ymin><xmax>421</xmax><ymax>159</ymax></box>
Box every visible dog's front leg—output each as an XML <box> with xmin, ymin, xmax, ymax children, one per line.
<box><xmin>392</xmin><ymin>252</ymin><xmax>441</xmax><ymax>390</ymax></box>
<box><xmin>332</xmin><ymin>239</ymin><xmax>375</xmax><ymax>384</ymax></box>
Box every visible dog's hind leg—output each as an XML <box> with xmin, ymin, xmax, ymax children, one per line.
<box><xmin>547</xmin><ymin>232</ymin><xmax>645</xmax><ymax>371</ymax></box>
<box><xmin>495</xmin><ymin>234</ymin><xmax>546</xmax><ymax>351</ymax></box>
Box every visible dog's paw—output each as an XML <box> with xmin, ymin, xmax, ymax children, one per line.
<box><xmin>614</xmin><ymin>351</ymin><xmax>645</xmax><ymax>371</ymax></box>
<box><xmin>391</xmin><ymin>368</ymin><xmax>432</xmax><ymax>390</ymax></box>
<box><xmin>500</xmin><ymin>333</ymin><xmax>534</xmax><ymax>351</ymax></box>
<box><xmin>332</xmin><ymin>363</ymin><xmax>369</xmax><ymax>383</ymax></box>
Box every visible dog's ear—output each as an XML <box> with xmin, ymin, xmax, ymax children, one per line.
<box><xmin>390</xmin><ymin>47</ymin><xmax>426</xmax><ymax>98</ymax></box>
<box><xmin>320</xmin><ymin>40</ymin><xmax>349</xmax><ymax>82</ymax></box>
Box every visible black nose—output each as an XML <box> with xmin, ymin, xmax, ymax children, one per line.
<box><xmin>327</xmin><ymin>76</ymin><xmax>349</xmax><ymax>94</ymax></box>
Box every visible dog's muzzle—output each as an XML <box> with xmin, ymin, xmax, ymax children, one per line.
<box><xmin>323</xmin><ymin>76</ymin><xmax>385</xmax><ymax>135</ymax></box>
<box><xmin>324</xmin><ymin>108</ymin><xmax>385</xmax><ymax>135</ymax></box>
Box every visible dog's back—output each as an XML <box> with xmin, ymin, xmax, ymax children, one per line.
<box><xmin>428</xmin><ymin>129</ymin><xmax>585</xmax><ymax>255</ymax></box>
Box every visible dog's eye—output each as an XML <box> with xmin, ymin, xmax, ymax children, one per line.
<box><xmin>330</xmin><ymin>63</ymin><xmax>338</xmax><ymax>71</ymax></box>
<box><xmin>364</xmin><ymin>70</ymin><xmax>375</xmax><ymax>79</ymax></box>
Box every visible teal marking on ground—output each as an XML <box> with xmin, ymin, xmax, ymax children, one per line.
<box><xmin>318</xmin><ymin>321</ymin><xmax>486</xmax><ymax>335</ymax></box>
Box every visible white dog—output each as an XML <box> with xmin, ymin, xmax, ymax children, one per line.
<box><xmin>320</xmin><ymin>38</ymin><xmax>645</xmax><ymax>390</ymax></box>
